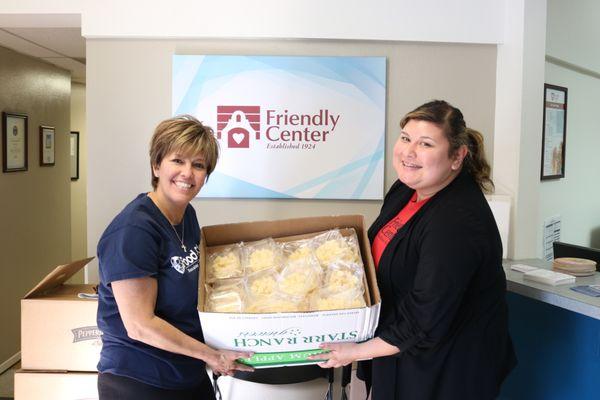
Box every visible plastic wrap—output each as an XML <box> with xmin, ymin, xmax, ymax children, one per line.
<box><xmin>310</xmin><ymin>287</ymin><xmax>366</xmax><ymax>311</ymax></box>
<box><xmin>313</xmin><ymin>229</ymin><xmax>361</xmax><ymax>268</ymax></box>
<box><xmin>206</xmin><ymin>245</ymin><xmax>243</xmax><ymax>282</ymax></box>
<box><xmin>246</xmin><ymin>269</ymin><xmax>279</xmax><ymax>298</ymax></box>
<box><xmin>205</xmin><ymin>279</ymin><xmax>245</xmax><ymax>313</ymax></box>
<box><xmin>282</xmin><ymin>239</ymin><xmax>316</xmax><ymax>262</ymax></box>
<box><xmin>322</xmin><ymin>261</ymin><xmax>365</xmax><ymax>294</ymax></box>
<box><xmin>245</xmin><ymin>293</ymin><xmax>309</xmax><ymax>313</ymax></box>
<box><xmin>242</xmin><ymin>238</ymin><xmax>284</xmax><ymax>274</ymax></box>
<box><xmin>278</xmin><ymin>258</ymin><xmax>322</xmax><ymax>297</ymax></box>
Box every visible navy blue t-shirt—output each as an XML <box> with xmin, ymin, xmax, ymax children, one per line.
<box><xmin>96</xmin><ymin>193</ymin><xmax>207</xmax><ymax>389</ymax></box>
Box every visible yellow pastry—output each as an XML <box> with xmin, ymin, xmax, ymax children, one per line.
<box><xmin>247</xmin><ymin>248</ymin><xmax>278</xmax><ymax>273</ymax></box>
<box><xmin>248</xmin><ymin>274</ymin><xmax>277</xmax><ymax>297</ymax></box>
<box><xmin>208</xmin><ymin>251</ymin><xmax>242</xmax><ymax>280</ymax></box>
<box><xmin>310</xmin><ymin>291</ymin><xmax>366</xmax><ymax>311</ymax></box>
<box><xmin>207</xmin><ymin>289</ymin><xmax>243</xmax><ymax>313</ymax></box>
<box><xmin>323</xmin><ymin>268</ymin><xmax>362</xmax><ymax>293</ymax></box>
<box><xmin>315</xmin><ymin>239</ymin><xmax>358</xmax><ymax>266</ymax></box>
<box><xmin>288</xmin><ymin>246</ymin><xmax>314</xmax><ymax>262</ymax></box>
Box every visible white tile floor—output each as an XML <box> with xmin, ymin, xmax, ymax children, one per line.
<box><xmin>0</xmin><ymin>362</ymin><xmax>18</xmax><ymax>398</ymax></box>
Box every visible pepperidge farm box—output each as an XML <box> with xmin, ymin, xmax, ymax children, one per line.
<box><xmin>198</xmin><ymin>215</ymin><xmax>381</xmax><ymax>368</ymax></box>
<box><xmin>21</xmin><ymin>257</ymin><xmax>101</xmax><ymax>371</ymax></box>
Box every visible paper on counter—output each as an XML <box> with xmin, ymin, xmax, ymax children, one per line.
<box><xmin>523</xmin><ymin>269</ymin><xmax>575</xmax><ymax>286</ymax></box>
<box><xmin>510</xmin><ymin>264</ymin><xmax>540</xmax><ymax>273</ymax></box>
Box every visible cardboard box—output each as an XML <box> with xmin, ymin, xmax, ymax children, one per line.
<box><xmin>198</xmin><ymin>215</ymin><xmax>381</xmax><ymax>368</ymax></box>
<box><xmin>21</xmin><ymin>257</ymin><xmax>101</xmax><ymax>371</ymax></box>
<box><xmin>15</xmin><ymin>370</ymin><xmax>98</xmax><ymax>400</ymax></box>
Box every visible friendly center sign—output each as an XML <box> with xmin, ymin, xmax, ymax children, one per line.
<box><xmin>172</xmin><ymin>55</ymin><xmax>386</xmax><ymax>200</ymax></box>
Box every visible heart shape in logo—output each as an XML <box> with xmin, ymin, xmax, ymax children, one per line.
<box><xmin>232</xmin><ymin>133</ymin><xmax>245</xmax><ymax>144</ymax></box>
<box><xmin>170</xmin><ymin>256</ymin><xmax>186</xmax><ymax>274</ymax></box>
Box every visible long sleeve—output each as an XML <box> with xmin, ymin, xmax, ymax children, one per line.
<box><xmin>377</xmin><ymin>205</ymin><xmax>484</xmax><ymax>355</ymax></box>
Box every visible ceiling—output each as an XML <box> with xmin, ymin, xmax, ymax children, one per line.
<box><xmin>0</xmin><ymin>27</ymin><xmax>85</xmax><ymax>83</ymax></box>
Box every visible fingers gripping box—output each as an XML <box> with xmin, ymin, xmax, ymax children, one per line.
<box><xmin>198</xmin><ymin>215</ymin><xmax>381</xmax><ymax>368</ymax></box>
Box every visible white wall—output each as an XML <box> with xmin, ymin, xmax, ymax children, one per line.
<box><xmin>492</xmin><ymin>0</ymin><xmax>547</xmax><ymax>259</ymax></box>
<box><xmin>0</xmin><ymin>0</ymin><xmax>551</xmax><ymax>262</ymax></box>
<box><xmin>539</xmin><ymin>62</ymin><xmax>600</xmax><ymax>249</ymax></box>
<box><xmin>86</xmin><ymin>39</ymin><xmax>497</xmax><ymax>282</ymax></box>
<box><xmin>0</xmin><ymin>0</ymin><xmax>503</xmax><ymax>43</ymax></box>
<box><xmin>546</xmin><ymin>0</ymin><xmax>600</xmax><ymax>73</ymax></box>
<box><xmin>536</xmin><ymin>0</ymin><xmax>600</xmax><ymax>253</ymax></box>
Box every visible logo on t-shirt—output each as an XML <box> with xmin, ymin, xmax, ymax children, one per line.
<box><xmin>170</xmin><ymin>256</ymin><xmax>186</xmax><ymax>274</ymax></box>
<box><xmin>170</xmin><ymin>245</ymin><xmax>200</xmax><ymax>274</ymax></box>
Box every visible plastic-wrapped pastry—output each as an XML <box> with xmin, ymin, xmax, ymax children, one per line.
<box><xmin>278</xmin><ymin>258</ymin><xmax>322</xmax><ymax>297</ymax></box>
<box><xmin>283</xmin><ymin>239</ymin><xmax>315</xmax><ymax>262</ymax></box>
<box><xmin>310</xmin><ymin>288</ymin><xmax>366</xmax><ymax>311</ymax></box>
<box><xmin>246</xmin><ymin>269</ymin><xmax>279</xmax><ymax>298</ymax></box>
<box><xmin>314</xmin><ymin>230</ymin><xmax>361</xmax><ymax>267</ymax></box>
<box><xmin>245</xmin><ymin>293</ymin><xmax>308</xmax><ymax>313</ymax></box>
<box><xmin>243</xmin><ymin>238</ymin><xmax>283</xmax><ymax>273</ymax></box>
<box><xmin>206</xmin><ymin>246</ymin><xmax>243</xmax><ymax>282</ymax></box>
<box><xmin>205</xmin><ymin>279</ymin><xmax>245</xmax><ymax>313</ymax></box>
<box><xmin>322</xmin><ymin>261</ymin><xmax>364</xmax><ymax>294</ymax></box>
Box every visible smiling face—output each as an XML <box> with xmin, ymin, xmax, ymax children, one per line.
<box><xmin>393</xmin><ymin>119</ymin><xmax>466</xmax><ymax>200</ymax></box>
<box><xmin>152</xmin><ymin>150</ymin><xmax>207</xmax><ymax>216</ymax></box>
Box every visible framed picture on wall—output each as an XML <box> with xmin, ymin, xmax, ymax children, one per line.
<box><xmin>2</xmin><ymin>112</ymin><xmax>28</xmax><ymax>172</ymax></box>
<box><xmin>541</xmin><ymin>84</ymin><xmax>567</xmax><ymax>180</ymax></box>
<box><xmin>39</xmin><ymin>125</ymin><xmax>55</xmax><ymax>166</ymax></box>
<box><xmin>70</xmin><ymin>131</ymin><xmax>80</xmax><ymax>180</ymax></box>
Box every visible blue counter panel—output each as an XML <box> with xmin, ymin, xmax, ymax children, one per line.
<box><xmin>499</xmin><ymin>292</ymin><xmax>600</xmax><ymax>400</ymax></box>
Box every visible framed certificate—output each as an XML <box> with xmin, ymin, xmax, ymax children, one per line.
<box><xmin>39</xmin><ymin>125</ymin><xmax>55</xmax><ymax>166</ymax></box>
<box><xmin>541</xmin><ymin>84</ymin><xmax>567</xmax><ymax>180</ymax></box>
<box><xmin>2</xmin><ymin>112</ymin><xmax>28</xmax><ymax>173</ymax></box>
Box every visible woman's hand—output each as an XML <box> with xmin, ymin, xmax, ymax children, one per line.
<box><xmin>309</xmin><ymin>342</ymin><xmax>360</xmax><ymax>368</ymax></box>
<box><xmin>308</xmin><ymin>338</ymin><xmax>400</xmax><ymax>368</ymax></box>
<box><xmin>207</xmin><ymin>349</ymin><xmax>255</xmax><ymax>376</ymax></box>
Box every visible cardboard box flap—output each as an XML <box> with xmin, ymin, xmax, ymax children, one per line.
<box><xmin>203</xmin><ymin>215</ymin><xmax>365</xmax><ymax>245</ymax></box>
<box><xmin>24</xmin><ymin>257</ymin><xmax>94</xmax><ymax>299</ymax></box>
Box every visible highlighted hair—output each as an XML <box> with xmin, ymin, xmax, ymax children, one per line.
<box><xmin>149</xmin><ymin>115</ymin><xmax>219</xmax><ymax>190</ymax></box>
<box><xmin>400</xmin><ymin>100</ymin><xmax>494</xmax><ymax>193</ymax></box>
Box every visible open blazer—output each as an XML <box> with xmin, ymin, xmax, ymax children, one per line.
<box><xmin>366</xmin><ymin>169</ymin><xmax>516</xmax><ymax>400</ymax></box>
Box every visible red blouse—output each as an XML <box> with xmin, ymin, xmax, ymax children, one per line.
<box><xmin>371</xmin><ymin>192</ymin><xmax>430</xmax><ymax>268</ymax></box>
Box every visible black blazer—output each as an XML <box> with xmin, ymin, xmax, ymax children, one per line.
<box><xmin>366</xmin><ymin>170</ymin><xmax>516</xmax><ymax>400</ymax></box>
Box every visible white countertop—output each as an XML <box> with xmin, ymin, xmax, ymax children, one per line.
<box><xmin>504</xmin><ymin>259</ymin><xmax>600</xmax><ymax>320</ymax></box>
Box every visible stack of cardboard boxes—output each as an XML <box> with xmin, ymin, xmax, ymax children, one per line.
<box><xmin>13</xmin><ymin>215</ymin><xmax>381</xmax><ymax>397</ymax></box>
<box><xmin>16</xmin><ymin>257</ymin><xmax>100</xmax><ymax>399</ymax></box>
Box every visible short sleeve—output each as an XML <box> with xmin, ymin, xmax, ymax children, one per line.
<box><xmin>378</xmin><ymin>207</ymin><xmax>484</xmax><ymax>355</ymax></box>
<box><xmin>98</xmin><ymin>225</ymin><xmax>162</xmax><ymax>284</ymax></box>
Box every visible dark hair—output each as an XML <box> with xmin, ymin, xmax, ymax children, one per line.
<box><xmin>400</xmin><ymin>100</ymin><xmax>494</xmax><ymax>193</ymax></box>
<box><xmin>149</xmin><ymin>115</ymin><xmax>219</xmax><ymax>190</ymax></box>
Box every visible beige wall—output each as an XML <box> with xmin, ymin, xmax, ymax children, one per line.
<box><xmin>0</xmin><ymin>46</ymin><xmax>71</xmax><ymax>362</ymax></box>
<box><xmin>86</xmin><ymin>39</ymin><xmax>497</xmax><ymax>282</ymax></box>
<box><xmin>70</xmin><ymin>82</ymin><xmax>88</xmax><ymax>280</ymax></box>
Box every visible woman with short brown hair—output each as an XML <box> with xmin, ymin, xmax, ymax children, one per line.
<box><xmin>97</xmin><ymin>115</ymin><xmax>252</xmax><ymax>399</ymax></box>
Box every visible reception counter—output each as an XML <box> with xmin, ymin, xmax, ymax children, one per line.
<box><xmin>500</xmin><ymin>259</ymin><xmax>600</xmax><ymax>400</ymax></box>
<box><xmin>503</xmin><ymin>259</ymin><xmax>600</xmax><ymax>320</ymax></box>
